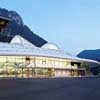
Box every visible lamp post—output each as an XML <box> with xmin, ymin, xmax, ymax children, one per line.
<box><xmin>0</xmin><ymin>16</ymin><xmax>10</xmax><ymax>32</ymax></box>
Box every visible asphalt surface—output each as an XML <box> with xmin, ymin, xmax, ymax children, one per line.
<box><xmin>0</xmin><ymin>77</ymin><xmax>100</xmax><ymax>100</ymax></box>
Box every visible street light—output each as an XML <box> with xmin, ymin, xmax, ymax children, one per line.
<box><xmin>0</xmin><ymin>16</ymin><xmax>10</xmax><ymax>32</ymax></box>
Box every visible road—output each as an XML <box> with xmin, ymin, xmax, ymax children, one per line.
<box><xmin>0</xmin><ymin>77</ymin><xmax>100</xmax><ymax>100</ymax></box>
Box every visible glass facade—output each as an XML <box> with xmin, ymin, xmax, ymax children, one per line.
<box><xmin>0</xmin><ymin>56</ymin><xmax>85</xmax><ymax>78</ymax></box>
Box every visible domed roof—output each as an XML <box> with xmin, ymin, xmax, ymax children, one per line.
<box><xmin>41</xmin><ymin>43</ymin><xmax>59</xmax><ymax>50</ymax></box>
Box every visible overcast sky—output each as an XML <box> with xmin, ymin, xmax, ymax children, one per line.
<box><xmin>0</xmin><ymin>0</ymin><xmax>100</xmax><ymax>55</ymax></box>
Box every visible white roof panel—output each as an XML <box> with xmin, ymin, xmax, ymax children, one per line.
<box><xmin>0</xmin><ymin>42</ymin><xmax>99</xmax><ymax>65</ymax></box>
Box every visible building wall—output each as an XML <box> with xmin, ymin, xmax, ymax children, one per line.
<box><xmin>55</xmin><ymin>69</ymin><xmax>71</xmax><ymax>77</ymax></box>
<box><xmin>0</xmin><ymin>56</ymin><xmax>85</xmax><ymax>78</ymax></box>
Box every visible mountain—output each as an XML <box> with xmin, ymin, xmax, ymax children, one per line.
<box><xmin>0</xmin><ymin>8</ymin><xmax>47</xmax><ymax>47</ymax></box>
<box><xmin>77</xmin><ymin>49</ymin><xmax>100</xmax><ymax>62</ymax></box>
<box><xmin>77</xmin><ymin>49</ymin><xmax>100</xmax><ymax>75</ymax></box>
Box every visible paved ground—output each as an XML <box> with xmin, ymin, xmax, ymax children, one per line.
<box><xmin>0</xmin><ymin>77</ymin><xmax>100</xmax><ymax>100</ymax></box>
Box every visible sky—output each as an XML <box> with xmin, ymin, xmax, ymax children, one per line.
<box><xmin>0</xmin><ymin>0</ymin><xmax>100</xmax><ymax>55</ymax></box>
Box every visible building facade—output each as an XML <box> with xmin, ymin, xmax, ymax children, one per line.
<box><xmin>0</xmin><ymin>56</ymin><xmax>85</xmax><ymax>78</ymax></box>
<box><xmin>0</xmin><ymin>37</ymin><xmax>99</xmax><ymax>78</ymax></box>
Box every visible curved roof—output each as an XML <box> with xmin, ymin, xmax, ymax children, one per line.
<box><xmin>41</xmin><ymin>43</ymin><xmax>59</xmax><ymax>50</ymax></box>
<box><xmin>0</xmin><ymin>42</ymin><xmax>99</xmax><ymax>65</ymax></box>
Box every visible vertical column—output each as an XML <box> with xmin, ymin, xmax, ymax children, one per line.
<box><xmin>33</xmin><ymin>57</ymin><xmax>36</xmax><ymax>77</ymax></box>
